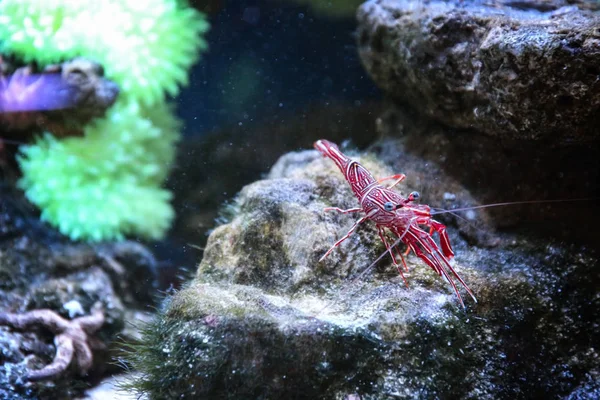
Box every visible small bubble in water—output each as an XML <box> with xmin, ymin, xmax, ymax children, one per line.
<box><xmin>298</xmin><ymin>13</ymin><xmax>304</xmax><ymax>19</ymax></box>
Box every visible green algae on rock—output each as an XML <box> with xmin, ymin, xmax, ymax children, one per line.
<box><xmin>126</xmin><ymin>142</ymin><xmax>599</xmax><ymax>399</ymax></box>
<box><xmin>126</xmin><ymin>283</ymin><xmax>383</xmax><ymax>399</ymax></box>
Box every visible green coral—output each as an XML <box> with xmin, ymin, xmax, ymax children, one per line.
<box><xmin>0</xmin><ymin>0</ymin><xmax>209</xmax><ymax>241</ymax></box>
<box><xmin>18</xmin><ymin>100</ymin><xmax>179</xmax><ymax>241</ymax></box>
<box><xmin>0</xmin><ymin>1</ymin><xmax>83</xmax><ymax>65</ymax></box>
<box><xmin>0</xmin><ymin>0</ymin><xmax>209</xmax><ymax>106</ymax></box>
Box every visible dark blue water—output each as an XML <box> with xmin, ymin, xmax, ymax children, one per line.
<box><xmin>176</xmin><ymin>0</ymin><xmax>380</xmax><ymax>136</ymax></box>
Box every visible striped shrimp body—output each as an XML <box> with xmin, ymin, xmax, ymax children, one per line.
<box><xmin>314</xmin><ymin>139</ymin><xmax>476</xmax><ymax>307</ymax></box>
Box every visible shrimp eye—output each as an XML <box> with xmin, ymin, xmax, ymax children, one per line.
<box><xmin>384</xmin><ymin>202</ymin><xmax>396</xmax><ymax>212</ymax></box>
<box><xmin>409</xmin><ymin>191</ymin><xmax>420</xmax><ymax>201</ymax></box>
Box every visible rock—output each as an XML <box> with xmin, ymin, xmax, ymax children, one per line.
<box><xmin>0</xmin><ymin>186</ymin><xmax>160</xmax><ymax>400</ymax></box>
<box><xmin>565</xmin><ymin>373</ymin><xmax>600</xmax><ymax>399</ymax></box>
<box><xmin>0</xmin><ymin>57</ymin><xmax>120</xmax><ymax>139</ymax></box>
<box><xmin>357</xmin><ymin>0</ymin><xmax>600</xmax><ymax>143</ymax></box>
<box><xmin>127</xmin><ymin>142</ymin><xmax>599</xmax><ymax>399</ymax></box>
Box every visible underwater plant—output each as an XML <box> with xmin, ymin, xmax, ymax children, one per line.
<box><xmin>0</xmin><ymin>0</ymin><xmax>209</xmax><ymax>241</ymax></box>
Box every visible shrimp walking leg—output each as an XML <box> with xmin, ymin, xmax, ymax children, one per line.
<box><xmin>319</xmin><ymin>216</ymin><xmax>368</xmax><ymax>261</ymax></box>
<box><xmin>378</xmin><ymin>227</ymin><xmax>408</xmax><ymax>285</ymax></box>
<box><xmin>377</xmin><ymin>174</ymin><xmax>406</xmax><ymax>189</ymax></box>
<box><xmin>428</xmin><ymin>219</ymin><xmax>455</xmax><ymax>259</ymax></box>
<box><xmin>409</xmin><ymin>226</ymin><xmax>476</xmax><ymax>302</ymax></box>
<box><xmin>416</xmin><ymin>216</ymin><xmax>455</xmax><ymax>259</ymax></box>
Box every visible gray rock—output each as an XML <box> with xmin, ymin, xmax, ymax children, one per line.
<box><xmin>0</xmin><ymin>57</ymin><xmax>119</xmax><ymax>138</ymax></box>
<box><xmin>565</xmin><ymin>372</ymin><xmax>600</xmax><ymax>399</ymax></box>
<box><xmin>127</xmin><ymin>142</ymin><xmax>599</xmax><ymax>399</ymax></box>
<box><xmin>357</xmin><ymin>0</ymin><xmax>600</xmax><ymax>143</ymax></box>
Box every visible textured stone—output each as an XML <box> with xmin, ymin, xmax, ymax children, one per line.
<box><xmin>372</xmin><ymin>107</ymin><xmax>600</xmax><ymax>244</ymax></box>
<box><xmin>127</xmin><ymin>142</ymin><xmax>599</xmax><ymax>399</ymax></box>
<box><xmin>357</xmin><ymin>0</ymin><xmax>600</xmax><ymax>143</ymax></box>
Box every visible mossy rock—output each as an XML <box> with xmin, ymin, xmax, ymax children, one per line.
<box><xmin>128</xmin><ymin>143</ymin><xmax>599</xmax><ymax>399</ymax></box>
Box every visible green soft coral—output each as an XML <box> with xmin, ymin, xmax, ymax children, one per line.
<box><xmin>0</xmin><ymin>1</ymin><xmax>84</xmax><ymax>64</ymax></box>
<box><xmin>0</xmin><ymin>0</ymin><xmax>209</xmax><ymax>241</ymax></box>
<box><xmin>18</xmin><ymin>100</ymin><xmax>179</xmax><ymax>241</ymax></box>
<box><xmin>0</xmin><ymin>0</ymin><xmax>209</xmax><ymax>106</ymax></box>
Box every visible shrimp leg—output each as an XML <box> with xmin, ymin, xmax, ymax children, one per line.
<box><xmin>319</xmin><ymin>215</ymin><xmax>368</xmax><ymax>261</ymax></box>
<box><xmin>377</xmin><ymin>174</ymin><xmax>406</xmax><ymax>189</ymax></box>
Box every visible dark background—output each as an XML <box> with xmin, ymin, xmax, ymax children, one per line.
<box><xmin>176</xmin><ymin>0</ymin><xmax>379</xmax><ymax>136</ymax></box>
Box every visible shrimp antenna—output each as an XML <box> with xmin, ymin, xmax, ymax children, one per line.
<box><xmin>430</xmin><ymin>208</ymin><xmax>497</xmax><ymax>236</ymax></box>
<box><xmin>430</xmin><ymin>198</ymin><xmax>598</xmax><ymax>216</ymax></box>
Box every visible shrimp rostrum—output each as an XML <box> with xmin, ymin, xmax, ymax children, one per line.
<box><xmin>314</xmin><ymin>139</ymin><xmax>476</xmax><ymax>307</ymax></box>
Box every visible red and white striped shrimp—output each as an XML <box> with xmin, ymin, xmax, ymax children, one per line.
<box><xmin>314</xmin><ymin>139</ymin><xmax>477</xmax><ymax>307</ymax></box>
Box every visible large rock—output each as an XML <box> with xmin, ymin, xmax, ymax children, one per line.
<box><xmin>357</xmin><ymin>0</ymin><xmax>600</xmax><ymax>143</ymax></box>
<box><xmin>127</xmin><ymin>142</ymin><xmax>599</xmax><ymax>399</ymax></box>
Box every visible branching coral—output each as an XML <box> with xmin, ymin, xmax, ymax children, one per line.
<box><xmin>0</xmin><ymin>0</ymin><xmax>209</xmax><ymax>241</ymax></box>
<box><xmin>0</xmin><ymin>303</ymin><xmax>105</xmax><ymax>381</ymax></box>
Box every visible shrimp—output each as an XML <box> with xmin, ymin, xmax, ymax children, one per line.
<box><xmin>314</xmin><ymin>139</ymin><xmax>477</xmax><ymax>307</ymax></box>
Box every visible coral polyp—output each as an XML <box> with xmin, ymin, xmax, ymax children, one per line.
<box><xmin>0</xmin><ymin>1</ymin><xmax>84</xmax><ymax>65</ymax></box>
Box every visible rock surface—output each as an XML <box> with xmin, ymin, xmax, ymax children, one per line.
<box><xmin>127</xmin><ymin>142</ymin><xmax>599</xmax><ymax>399</ymax></box>
<box><xmin>0</xmin><ymin>57</ymin><xmax>120</xmax><ymax>139</ymax></box>
<box><xmin>0</xmin><ymin>186</ymin><xmax>160</xmax><ymax>400</ymax></box>
<box><xmin>357</xmin><ymin>0</ymin><xmax>600</xmax><ymax>143</ymax></box>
